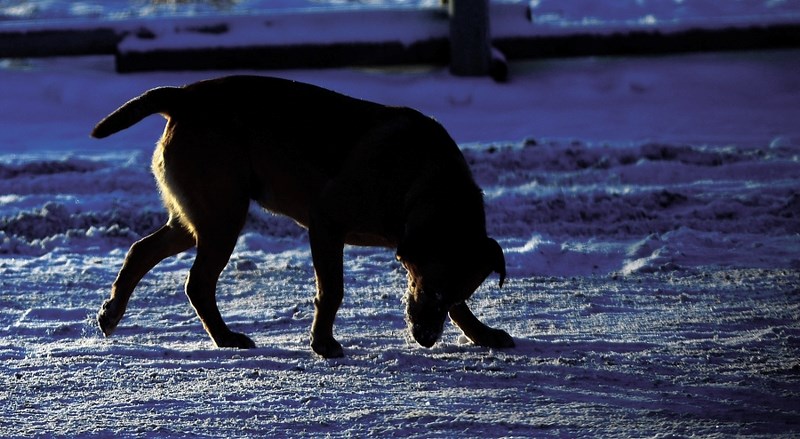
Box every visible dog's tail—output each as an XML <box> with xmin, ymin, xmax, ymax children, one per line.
<box><xmin>91</xmin><ymin>86</ymin><xmax>184</xmax><ymax>139</ymax></box>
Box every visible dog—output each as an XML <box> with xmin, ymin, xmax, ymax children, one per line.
<box><xmin>91</xmin><ymin>75</ymin><xmax>513</xmax><ymax>358</ymax></box>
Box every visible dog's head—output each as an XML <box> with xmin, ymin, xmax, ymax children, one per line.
<box><xmin>396</xmin><ymin>235</ymin><xmax>506</xmax><ymax>348</ymax></box>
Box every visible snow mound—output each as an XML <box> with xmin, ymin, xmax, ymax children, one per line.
<box><xmin>2</xmin><ymin>139</ymin><xmax>798</xmax><ymax>276</ymax></box>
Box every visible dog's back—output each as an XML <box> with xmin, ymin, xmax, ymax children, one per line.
<box><xmin>93</xmin><ymin>76</ymin><xmax>388</xmax><ymax>140</ymax></box>
<box><xmin>93</xmin><ymin>76</ymin><xmax>477</xmax><ymax>234</ymax></box>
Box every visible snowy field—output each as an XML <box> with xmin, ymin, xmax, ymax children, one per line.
<box><xmin>1</xmin><ymin>50</ymin><xmax>798</xmax><ymax>438</ymax></box>
<box><xmin>2</xmin><ymin>1</ymin><xmax>800</xmax><ymax>438</ymax></box>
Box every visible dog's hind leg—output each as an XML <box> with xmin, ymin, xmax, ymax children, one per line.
<box><xmin>449</xmin><ymin>302</ymin><xmax>515</xmax><ymax>348</ymax></box>
<box><xmin>98</xmin><ymin>222</ymin><xmax>195</xmax><ymax>337</ymax></box>
<box><xmin>183</xmin><ymin>199</ymin><xmax>254</xmax><ymax>349</ymax></box>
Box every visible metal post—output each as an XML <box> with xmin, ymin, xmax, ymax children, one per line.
<box><xmin>448</xmin><ymin>0</ymin><xmax>491</xmax><ymax>77</ymax></box>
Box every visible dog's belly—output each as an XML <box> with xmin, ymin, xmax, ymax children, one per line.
<box><xmin>254</xmin><ymin>191</ymin><xmax>311</xmax><ymax>230</ymax></box>
<box><xmin>254</xmin><ymin>181</ymin><xmax>398</xmax><ymax>249</ymax></box>
<box><xmin>248</xmin><ymin>143</ymin><xmax>404</xmax><ymax>250</ymax></box>
<box><xmin>250</xmin><ymin>160</ymin><xmax>323</xmax><ymax>229</ymax></box>
<box><xmin>344</xmin><ymin>232</ymin><xmax>395</xmax><ymax>248</ymax></box>
<box><xmin>255</xmin><ymin>191</ymin><xmax>396</xmax><ymax>249</ymax></box>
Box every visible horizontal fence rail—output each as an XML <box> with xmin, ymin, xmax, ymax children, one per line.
<box><xmin>1</xmin><ymin>3</ymin><xmax>798</xmax><ymax>73</ymax></box>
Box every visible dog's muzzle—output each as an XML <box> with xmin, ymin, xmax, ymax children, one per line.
<box><xmin>405</xmin><ymin>292</ymin><xmax>448</xmax><ymax>348</ymax></box>
<box><xmin>410</xmin><ymin>322</ymin><xmax>444</xmax><ymax>348</ymax></box>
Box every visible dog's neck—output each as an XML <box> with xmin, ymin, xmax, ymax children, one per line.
<box><xmin>403</xmin><ymin>171</ymin><xmax>487</xmax><ymax>243</ymax></box>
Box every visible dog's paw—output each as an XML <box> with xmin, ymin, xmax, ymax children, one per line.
<box><xmin>311</xmin><ymin>335</ymin><xmax>344</xmax><ymax>358</ymax></box>
<box><xmin>97</xmin><ymin>299</ymin><xmax>123</xmax><ymax>337</ymax></box>
<box><xmin>214</xmin><ymin>331</ymin><xmax>257</xmax><ymax>349</ymax></box>
<box><xmin>489</xmin><ymin>329</ymin><xmax>516</xmax><ymax>348</ymax></box>
<box><xmin>469</xmin><ymin>328</ymin><xmax>515</xmax><ymax>349</ymax></box>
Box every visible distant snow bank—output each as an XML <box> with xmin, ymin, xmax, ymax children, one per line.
<box><xmin>470</xmin><ymin>140</ymin><xmax>800</xmax><ymax>276</ymax></box>
<box><xmin>2</xmin><ymin>140</ymin><xmax>798</xmax><ymax>276</ymax></box>
<box><xmin>2</xmin><ymin>0</ymin><xmax>798</xmax><ymax>28</ymax></box>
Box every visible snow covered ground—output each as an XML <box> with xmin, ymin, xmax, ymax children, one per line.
<box><xmin>1</xmin><ymin>49</ymin><xmax>798</xmax><ymax>438</ymax></box>
<box><xmin>2</xmin><ymin>1</ymin><xmax>800</xmax><ymax>437</ymax></box>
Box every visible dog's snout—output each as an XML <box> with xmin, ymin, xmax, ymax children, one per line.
<box><xmin>411</xmin><ymin>323</ymin><xmax>442</xmax><ymax>348</ymax></box>
<box><xmin>404</xmin><ymin>287</ymin><xmax>449</xmax><ymax>348</ymax></box>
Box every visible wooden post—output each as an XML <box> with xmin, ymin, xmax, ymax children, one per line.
<box><xmin>448</xmin><ymin>0</ymin><xmax>491</xmax><ymax>77</ymax></box>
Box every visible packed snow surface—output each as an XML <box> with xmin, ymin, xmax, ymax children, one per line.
<box><xmin>1</xmin><ymin>50</ymin><xmax>798</xmax><ymax>438</ymax></box>
<box><xmin>1</xmin><ymin>2</ymin><xmax>800</xmax><ymax>434</ymax></box>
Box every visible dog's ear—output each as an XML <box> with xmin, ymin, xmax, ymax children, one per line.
<box><xmin>485</xmin><ymin>238</ymin><xmax>506</xmax><ymax>288</ymax></box>
<box><xmin>396</xmin><ymin>233</ymin><xmax>420</xmax><ymax>262</ymax></box>
<box><xmin>396</xmin><ymin>240</ymin><xmax>410</xmax><ymax>261</ymax></box>
<box><xmin>397</xmin><ymin>228</ymin><xmax>435</xmax><ymax>264</ymax></box>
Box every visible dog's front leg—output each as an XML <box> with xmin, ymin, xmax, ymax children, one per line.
<box><xmin>309</xmin><ymin>212</ymin><xmax>346</xmax><ymax>358</ymax></box>
<box><xmin>449</xmin><ymin>302</ymin><xmax>515</xmax><ymax>348</ymax></box>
